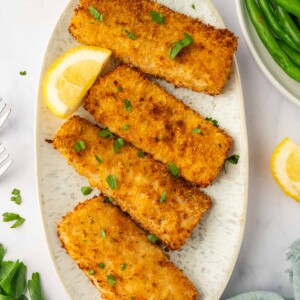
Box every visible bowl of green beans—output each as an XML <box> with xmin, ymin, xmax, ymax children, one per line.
<box><xmin>236</xmin><ymin>0</ymin><xmax>300</xmax><ymax>107</ymax></box>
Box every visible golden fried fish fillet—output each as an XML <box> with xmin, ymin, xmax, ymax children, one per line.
<box><xmin>58</xmin><ymin>197</ymin><xmax>198</xmax><ymax>300</ymax></box>
<box><xmin>69</xmin><ymin>0</ymin><xmax>238</xmax><ymax>95</ymax></box>
<box><xmin>84</xmin><ymin>65</ymin><xmax>232</xmax><ymax>187</ymax></box>
<box><xmin>53</xmin><ymin>116</ymin><xmax>211</xmax><ymax>250</ymax></box>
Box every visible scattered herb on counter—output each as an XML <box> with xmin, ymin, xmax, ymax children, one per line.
<box><xmin>11</xmin><ymin>188</ymin><xmax>21</xmax><ymax>205</ymax></box>
<box><xmin>107</xmin><ymin>274</ymin><xmax>116</xmax><ymax>286</ymax></box>
<box><xmin>160</xmin><ymin>191</ymin><xmax>167</xmax><ymax>203</ymax></box>
<box><xmin>95</xmin><ymin>154</ymin><xmax>103</xmax><ymax>164</ymax></box>
<box><xmin>192</xmin><ymin>4</ymin><xmax>196</xmax><ymax>10</ymax></box>
<box><xmin>147</xmin><ymin>234</ymin><xmax>158</xmax><ymax>244</ymax></box>
<box><xmin>81</xmin><ymin>186</ymin><xmax>93</xmax><ymax>196</ymax></box>
<box><xmin>192</xmin><ymin>128</ymin><xmax>201</xmax><ymax>134</ymax></box>
<box><xmin>121</xmin><ymin>263</ymin><xmax>127</xmax><ymax>271</ymax></box>
<box><xmin>150</xmin><ymin>11</ymin><xmax>165</xmax><ymax>24</ymax></box>
<box><xmin>124</xmin><ymin>99</ymin><xmax>132</xmax><ymax>112</ymax></box>
<box><xmin>106</xmin><ymin>175</ymin><xmax>117</xmax><ymax>189</ymax></box>
<box><xmin>2</xmin><ymin>213</ymin><xmax>25</xmax><ymax>228</ymax></box>
<box><xmin>205</xmin><ymin>117</ymin><xmax>219</xmax><ymax>127</ymax></box>
<box><xmin>124</xmin><ymin>30</ymin><xmax>136</xmax><ymax>40</ymax></box>
<box><xmin>98</xmin><ymin>263</ymin><xmax>105</xmax><ymax>269</ymax></box>
<box><xmin>113</xmin><ymin>138</ymin><xmax>124</xmax><ymax>154</ymax></box>
<box><xmin>138</xmin><ymin>150</ymin><xmax>145</xmax><ymax>158</ymax></box>
<box><xmin>97</xmin><ymin>128</ymin><xmax>114</xmax><ymax>139</ymax></box>
<box><xmin>168</xmin><ymin>33</ymin><xmax>193</xmax><ymax>60</ymax></box>
<box><xmin>122</xmin><ymin>124</ymin><xmax>129</xmax><ymax>130</ymax></box>
<box><xmin>74</xmin><ymin>140</ymin><xmax>86</xmax><ymax>152</ymax></box>
<box><xmin>101</xmin><ymin>229</ymin><xmax>106</xmax><ymax>238</ymax></box>
<box><xmin>168</xmin><ymin>163</ymin><xmax>179</xmax><ymax>178</ymax></box>
<box><xmin>19</xmin><ymin>71</ymin><xmax>27</xmax><ymax>76</ymax></box>
<box><xmin>224</xmin><ymin>154</ymin><xmax>240</xmax><ymax>173</ymax></box>
<box><xmin>88</xmin><ymin>5</ymin><xmax>103</xmax><ymax>21</ymax></box>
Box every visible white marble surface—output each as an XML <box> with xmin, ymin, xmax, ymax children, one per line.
<box><xmin>0</xmin><ymin>0</ymin><xmax>299</xmax><ymax>299</ymax></box>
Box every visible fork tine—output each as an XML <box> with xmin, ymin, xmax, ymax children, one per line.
<box><xmin>0</xmin><ymin>159</ymin><xmax>13</xmax><ymax>178</ymax></box>
<box><xmin>0</xmin><ymin>153</ymin><xmax>9</xmax><ymax>165</ymax></box>
<box><xmin>0</xmin><ymin>109</ymin><xmax>11</xmax><ymax>128</ymax></box>
<box><xmin>0</xmin><ymin>147</ymin><xmax>5</xmax><ymax>155</ymax></box>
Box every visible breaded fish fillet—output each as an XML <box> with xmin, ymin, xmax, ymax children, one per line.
<box><xmin>53</xmin><ymin>116</ymin><xmax>211</xmax><ymax>250</ymax></box>
<box><xmin>58</xmin><ymin>197</ymin><xmax>198</xmax><ymax>300</ymax></box>
<box><xmin>69</xmin><ymin>0</ymin><xmax>238</xmax><ymax>95</ymax></box>
<box><xmin>84</xmin><ymin>65</ymin><xmax>232</xmax><ymax>187</ymax></box>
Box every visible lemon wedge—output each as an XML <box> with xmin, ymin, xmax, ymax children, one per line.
<box><xmin>43</xmin><ymin>46</ymin><xmax>111</xmax><ymax>118</ymax></box>
<box><xmin>271</xmin><ymin>137</ymin><xmax>300</xmax><ymax>202</ymax></box>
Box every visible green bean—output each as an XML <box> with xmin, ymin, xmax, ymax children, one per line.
<box><xmin>274</xmin><ymin>4</ymin><xmax>300</xmax><ymax>48</ymax></box>
<box><xmin>278</xmin><ymin>39</ymin><xmax>300</xmax><ymax>67</ymax></box>
<box><xmin>245</xmin><ymin>0</ymin><xmax>300</xmax><ymax>81</ymax></box>
<box><xmin>257</xmin><ymin>0</ymin><xmax>300</xmax><ymax>52</ymax></box>
<box><xmin>272</xmin><ymin>0</ymin><xmax>300</xmax><ymax>18</ymax></box>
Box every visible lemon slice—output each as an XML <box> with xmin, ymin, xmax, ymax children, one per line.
<box><xmin>43</xmin><ymin>46</ymin><xmax>111</xmax><ymax>118</ymax></box>
<box><xmin>271</xmin><ymin>137</ymin><xmax>300</xmax><ymax>202</ymax></box>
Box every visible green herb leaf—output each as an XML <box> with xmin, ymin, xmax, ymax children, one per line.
<box><xmin>106</xmin><ymin>175</ymin><xmax>117</xmax><ymax>189</ymax></box>
<box><xmin>95</xmin><ymin>154</ymin><xmax>103</xmax><ymax>164</ymax></box>
<box><xmin>81</xmin><ymin>186</ymin><xmax>93</xmax><ymax>196</ymax></box>
<box><xmin>205</xmin><ymin>117</ymin><xmax>219</xmax><ymax>127</ymax></box>
<box><xmin>88</xmin><ymin>5</ymin><xmax>103</xmax><ymax>21</ymax></box>
<box><xmin>122</xmin><ymin>124</ymin><xmax>129</xmax><ymax>130</ymax></box>
<box><xmin>0</xmin><ymin>260</ymin><xmax>20</xmax><ymax>296</ymax></box>
<box><xmin>121</xmin><ymin>263</ymin><xmax>127</xmax><ymax>271</ymax></box>
<box><xmin>160</xmin><ymin>191</ymin><xmax>167</xmax><ymax>203</ymax></box>
<box><xmin>124</xmin><ymin>99</ymin><xmax>131</xmax><ymax>112</ymax></box>
<box><xmin>101</xmin><ymin>229</ymin><xmax>106</xmax><ymax>238</ymax></box>
<box><xmin>118</xmin><ymin>86</ymin><xmax>123</xmax><ymax>92</ymax></box>
<box><xmin>0</xmin><ymin>244</ymin><xmax>5</xmax><ymax>263</ymax></box>
<box><xmin>74</xmin><ymin>140</ymin><xmax>86</xmax><ymax>152</ymax></box>
<box><xmin>168</xmin><ymin>33</ymin><xmax>193</xmax><ymax>60</ymax></box>
<box><xmin>168</xmin><ymin>163</ymin><xmax>179</xmax><ymax>177</ymax></box>
<box><xmin>11</xmin><ymin>189</ymin><xmax>20</xmax><ymax>196</ymax></box>
<box><xmin>147</xmin><ymin>234</ymin><xmax>158</xmax><ymax>244</ymax></box>
<box><xmin>150</xmin><ymin>11</ymin><xmax>165</xmax><ymax>24</ymax></box>
<box><xmin>97</xmin><ymin>128</ymin><xmax>114</xmax><ymax>138</ymax></box>
<box><xmin>11</xmin><ymin>188</ymin><xmax>21</xmax><ymax>205</ymax></box>
<box><xmin>103</xmin><ymin>197</ymin><xmax>113</xmax><ymax>203</ymax></box>
<box><xmin>19</xmin><ymin>71</ymin><xmax>27</xmax><ymax>76</ymax></box>
<box><xmin>192</xmin><ymin>4</ymin><xmax>196</xmax><ymax>9</ymax></box>
<box><xmin>10</xmin><ymin>262</ymin><xmax>27</xmax><ymax>298</ymax></box>
<box><xmin>89</xmin><ymin>269</ymin><xmax>95</xmax><ymax>275</ymax></box>
<box><xmin>2</xmin><ymin>213</ymin><xmax>20</xmax><ymax>222</ymax></box>
<box><xmin>192</xmin><ymin>128</ymin><xmax>201</xmax><ymax>134</ymax></box>
<box><xmin>137</xmin><ymin>150</ymin><xmax>145</xmax><ymax>158</ymax></box>
<box><xmin>28</xmin><ymin>272</ymin><xmax>45</xmax><ymax>300</ymax></box>
<box><xmin>10</xmin><ymin>217</ymin><xmax>25</xmax><ymax>229</ymax></box>
<box><xmin>124</xmin><ymin>30</ymin><xmax>136</xmax><ymax>40</ymax></box>
<box><xmin>226</xmin><ymin>155</ymin><xmax>240</xmax><ymax>165</ymax></box>
<box><xmin>107</xmin><ymin>274</ymin><xmax>116</xmax><ymax>286</ymax></box>
<box><xmin>113</xmin><ymin>138</ymin><xmax>124</xmax><ymax>154</ymax></box>
<box><xmin>130</xmin><ymin>297</ymin><xmax>135</xmax><ymax>300</ymax></box>
<box><xmin>98</xmin><ymin>263</ymin><xmax>105</xmax><ymax>269</ymax></box>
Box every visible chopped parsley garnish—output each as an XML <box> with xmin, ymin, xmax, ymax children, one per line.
<box><xmin>124</xmin><ymin>99</ymin><xmax>132</xmax><ymax>112</ymax></box>
<box><xmin>168</xmin><ymin>163</ymin><xmax>179</xmax><ymax>178</ymax></box>
<box><xmin>95</xmin><ymin>154</ymin><xmax>103</xmax><ymax>164</ymax></box>
<box><xmin>106</xmin><ymin>175</ymin><xmax>117</xmax><ymax>190</ymax></box>
<box><xmin>2</xmin><ymin>213</ymin><xmax>25</xmax><ymax>228</ymax></box>
<box><xmin>104</xmin><ymin>197</ymin><xmax>113</xmax><ymax>203</ymax></box>
<box><xmin>11</xmin><ymin>188</ymin><xmax>21</xmax><ymax>205</ymax></box>
<box><xmin>97</xmin><ymin>128</ymin><xmax>114</xmax><ymax>138</ymax></box>
<box><xmin>168</xmin><ymin>33</ymin><xmax>193</xmax><ymax>60</ymax></box>
<box><xmin>147</xmin><ymin>234</ymin><xmax>158</xmax><ymax>244</ymax></box>
<box><xmin>81</xmin><ymin>186</ymin><xmax>93</xmax><ymax>196</ymax></box>
<box><xmin>88</xmin><ymin>5</ymin><xmax>103</xmax><ymax>21</ymax></box>
<box><xmin>101</xmin><ymin>229</ymin><xmax>106</xmax><ymax>238</ymax></box>
<box><xmin>121</xmin><ymin>263</ymin><xmax>127</xmax><ymax>271</ymax></box>
<box><xmin>160</xmin><ymin>191</ymin><xmax>167</xmax><ymax>203</ymax></box>
<box><xmin>99</xmin><ymin>263</ymin><xmax>105</xmax><ymax>269</ymax></box>
<box><xmin>122</xmin><ymin>124</ymin><xmax>129</xmax><ymax>130</ymax></box>
<box><xmin>130</xmin><ymin>297</ymin><xmax>135</xmax><ymax>300</ymax></box>
<box><xmin>138</xmin><ymin>150</ymin><xmax>145</xmax><ymax>158</ymax></box>
<box><xmin>107</xmin><ymin>274</ymin><xmax>116</xmax><ymax>286</ymax></box>
<box><xmin>89</xmin><ymin>269</ymin><xmax>95</xmax><ymax>275</ymax></box>
<box><xmin>19</xmin><ymin>71</ymin><xmax>27</xmax><ymax>76</ymax></box>
<box><xmin>150</xmin><ymin>11</ymin><xmax>165</xmax><ymax>24</ymax></box>
<box><xmin>113</xmin><ymin>138</ymin><xmax>124</xmax><ymax>153</ymax></box>
<box><xmin>118</xmin><ymin>86</ymin><xmax>123</xmax><ymax>92</ymax></box>
<box><xmin>74</xmin><ymin>140</ymin><xmax>86</xmax><ymax>152</ymax></box>
<box><xmin>192</xmin><ymin>4</ymin><xmax>196</xmax><ymax>9</ymax></box>
<box><xmin>205</xmin><ymin>117</ymin><xmax>219</xmax><ymax>127</ymax></box>
<box><xmin>124</xmin><ymin>29</ymin><xmax>136</xmax><ymax>40</ymax></box>
<box><xmin>224</xmin><ymin>154</ymin><xmax>240</xmax><ymax>173</ymax></box>
<box><xmin>192</xmin><ymin>128</ymin><xmax>201</xmax><ymax>134</ymax></box>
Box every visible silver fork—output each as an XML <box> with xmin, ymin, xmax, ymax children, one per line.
<box><xmin>0</xmin><ymin>98</ymin><xmax>11</xmax><ymax>128</ymax></box>
<box><xmin>0</xmin><ymin>142</ymin><xmax>13</xmax><ymax>177</ymax></box>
